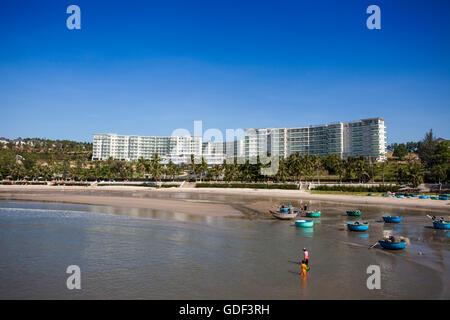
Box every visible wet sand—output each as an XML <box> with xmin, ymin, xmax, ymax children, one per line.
<box><xmin>1</xmin><ymin>185</ymin><xmax>449</xmax><ymax>215</ymax></box>
<box><xmin>0</xmin><ymin>186</ymin><xmax>242</xmax><ymax>217</ymax></box>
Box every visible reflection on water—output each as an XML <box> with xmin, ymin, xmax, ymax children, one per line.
<box><xmin>0</xmin><ymin>198</ymin><xmax>449</xmax><ymax>300</ymax></box>
<box><xmin>296</xmin><ymin>227</ymin><xmax>314</xmax><ymax>238</ymax></box>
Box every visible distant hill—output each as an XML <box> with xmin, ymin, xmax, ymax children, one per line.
<box><xmin>0</xmin><ymin>137</ymin><xmax>92</xmax><ymax>162</ymax></box>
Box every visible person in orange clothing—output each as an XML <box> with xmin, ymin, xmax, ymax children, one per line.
<box><xmin>300</xmin><ymin>260</ymin><xmax>309</xmax><ymax>278</ymax></box>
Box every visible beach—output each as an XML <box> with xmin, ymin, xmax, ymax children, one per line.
<box><xmin>1</xmin><ymin>185</ymin><xmax>449</xmax><ymax>215</ymax></box>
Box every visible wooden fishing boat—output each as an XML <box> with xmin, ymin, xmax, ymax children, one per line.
<box><xmin>432</xmin><ymin>220</ymin><xmax>450</xmax><ymax>230</ymax></box>
<box><xmin>295</xmin><ymin>219</ymin><xmax>314</xmax><ymax>228</ymax></box>
<box><xmin>439</xmin><ymin>195</ymin><xmax>449</xmax><ymax>200</ymax></box>
<box><xmin>382</xmin><ymin>215</ymin><xmax>402</xmax><ymax>223</ymax></box>
<box><xmin>347</xmin><ymin>221</ymin><xmax>369</xmax><ymax>231</ymax></box>
<box><xmin>379</xmin><ymin>239</ymin><xmax>407</xmax><ymax>250</ymax></box>
<box><xmin>305</xmin><ymin>211</ymin><xmax>321</xmax><ymax>218</ymax></box>
<box><xmin>270</xmin><ymin>210</ymin><xmax>298</xmax><ymax>220</ymax></box>
<box><xmin>419</xmin><ymin>195</ymin><xmax>430</xmax><ymax>199</ymax></box>
<box><xmin>346</xmin><ymin>210</ymin><xmax>362</xmax><ymax>216</ymax></box>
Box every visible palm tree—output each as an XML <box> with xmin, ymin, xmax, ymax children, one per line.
<box><xmin>208</xmin><ymin>165</ymin><xmax>222</xmax><ymax>181</ymax></box>
<box><xmin>149</xmin><ymin>153</ymin><xmax>163</xmax><ymax>181</ymax></box>
<box><xmin>136</xmin><ymin>157</ymin><xmax>150</xmax><ymax>179</ymax></box>
<box><xmin>343</xmin><ymin>157</ymin><xmax>357</xmax><ymax>182</ymax></box>
<box><xmin>224</xmin><ymin>158</ymin><xmax>239</xmax><ymax>182</ymax></box>
<box><xmin>355</xmin><ymin>156</ymin><xmax>370</xmax><ymax>183</ymax></box>
<box><xmin>311</xmin><ymin>155</ymin><xmax>323</xmax><ymax>183</ymax></box>
<box><xmin>379</xmin><ymin>160</ymin><xmax>388</xmax><ymax>183</ymax></box>
<box><xmin>241</xmin><ymin>160</ymin><xmax>253</xmax><ymax>182</ymax></box>
<box><xmin>407</xmin><ymin>161</ymin><xmax>425</xmax><ymax>187</ymax></box>
<box><xmin>288</xmin><ymin>153</ymin><xmax>302</xmax><ymax>182</ymax></box>
<box><xmin>198</xmin><ymin>157</ymin><xmax>208</xmax><ymax>181</ymax></box>
<box><xmin>332</xmin><ymin>156</ymin><xmax>344</xmax><ymax>183</ymax></box>
<box><xmin>275</xmin><ymin>158</ymin><xmax>289</xmax><ymax>182</ymax></box>
<box><xmin>165</xmin><ymin>160</ymin><xmax>178</xmax><ymax>181</ymax></box>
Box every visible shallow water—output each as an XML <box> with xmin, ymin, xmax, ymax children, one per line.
<box><xmin>0</xmin><ymin>196</ymin><xmax>449</xmax><ymax>299</ymax></box>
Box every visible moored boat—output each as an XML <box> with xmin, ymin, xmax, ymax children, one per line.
<box><xmin>270</xmin><ymin>210</ymin><xmax>297</xmax><ymax>220</ymax></box>
<box><xmin>346</xmin><ymin>210</ymin><xmax>362</xmax><ymax>216</ymax></box>
<box><xmin>305</xmin><ymin>211</ymin><xmax>321</xmax><ymax>218</ymax></box>
<box><xmin>439</xmin><ymin>195</ymin><xmax>449</xmax><ymax>200</ymax></box>
<box><xmin>347</xmin><ymin>221</ymin><xmax>369</xmax><ymax>231</ymax></box>
<box><xmin>295</xmin><ymin>219</ymin><xmax>314</xmax><ymax>228</ymax></box>
<box><xmin>432</xmin><ymin>220</ymin><xmax>450</xmax><ymax>230</ymax></box>
<box><xmin>379</xmin><ymin>239</ymin><xmax>407</xmax><ymax>250</ymax></box>
<box><xmin>419</xmin><ymin>195</ymin><xmax>430</xmax><ymax>199</ymax></box>
<box><xmin>382</xmin><ymin>215</ymin><xmax>402</xmax><ymax>223</ymax></box>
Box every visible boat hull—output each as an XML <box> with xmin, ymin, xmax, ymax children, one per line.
<box><xmin>347</xmin><ymin>223</ymin><xmax>369</xmax><ymax>231</ymax></box>
<box><xmin>433</xmin><ymin>221</ymin><xmax>450</xmax><ymax>230</ymax></box>
<box><xmin>382</xmin><ymin>215</ymin><xmax>402</xmax><ymax>223</ymax></box>
<box><xmin>295</xmin><ymin>219</ymin><xmax>314</xmax><ymax>228</ymax></box>
<box><xmin>346</xmin><ymin>210</ymin><xmax>362</xmax><ymax>216</ymax></box>
<box><xmin>379</xmin><ymin>240</ymin><xmax>407</xmax><ymax>250</ymax></box>
<box><xmin>305</xmin><ymin>211</ymin><xmax>321</xmax><ymax>218</ymax></box>
<box><xmin>270</xmin><ymin>211</ymin><xmax>297</xmax><ymax>220</ymax></box>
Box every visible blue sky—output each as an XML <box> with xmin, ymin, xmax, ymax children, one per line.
<box><xmin>1</xmin><ymin>0</ymin><xmax>449</xmax><ymax>143</ymax></box>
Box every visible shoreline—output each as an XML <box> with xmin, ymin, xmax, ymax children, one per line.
<box><xmin>1</xmin><ymin>185</ymin><xmax>449</xmax><ymax>214</ymax></box>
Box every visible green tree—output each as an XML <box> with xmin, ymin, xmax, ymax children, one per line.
<box><xmin>136</xmin><ymin>157</ymin><xmax>150</xmax><ymax>178</ymax></box>
<box><xmin>355</xmin><ymin>156</ymin><xmax>370</xmax><ymax>183</ymax></box>
<box><xmin>393</xmin><ymin>143</ymin><xmax>408</xmax><ymax>160</ymax></box>
<box><xmin>149</xmin><ymin>154</ymin><xmax>163</xmax><ymax>181</ymax></box>
<box><xmin>407</xmin><ymin>161</ymin><xmax>426</xmax><ymax>187</ymax></box>
<box><xmin>417</xmin><ymin>129</ymin><xmax>437</xmax><ymax>168</ymax></box>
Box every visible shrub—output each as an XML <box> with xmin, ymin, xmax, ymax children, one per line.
<box><xmin>195</xmin><ymin>183</ymin><xmax>298</xmax><ymax>190</ymax></box>
<box><xmin>312</xmin><ymin>184</ymin><xmax>400</xmax><ymax>193</ymax></box>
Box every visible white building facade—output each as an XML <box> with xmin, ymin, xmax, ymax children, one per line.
<box><xmin>92</xmin><ymin>118</ymin><xmax>387</xmax><ymax>164</ymax></box>
<box><xmin>244</xmin><ymin>118</ymin><xmax>386</xmax><ymax>162</ymax></box>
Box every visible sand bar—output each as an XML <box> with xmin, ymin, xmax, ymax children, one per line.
<box><xmin>0</xmin><ymin>185</ymin><xmax>242</xmax><ymax>217</ymax></box>
<box><xmin>0</xmin><ymin>185</ymin><xmax>449</xmax><ymax>214</ymax></box>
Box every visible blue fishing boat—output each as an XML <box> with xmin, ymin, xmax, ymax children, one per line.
<box><xmin>379</xmin><ymin>240</ymin><xmax>407</xmax><ymax>250</ymax></box>
<box><xmin>396</xmin><ymin>195</ymin><xmax>405</xmax><ymax>199</ymax></box>
<box><xmin>305</xmin><ymin>211</ymin><xmax>321</xmax><ymax>218</ymax></box>
<box><xmin>382</xmin><ymin>215</ymin><xmax>402</xmax><ymax>223</ymax></box>
<box><xmin>419</xmin><ymin>195</ymin><xmax>430</xmax><ymax>199</ymax></box>
<box><xmin>433</xmin><ymin>220</ymin><xmax>450</xmax><ymax>230</ymax></box>
<box><xmin>347</xmin><ymin>221</ymin><xmax>369</xmax><ymax>231</ymax></box>
<box><xmin>295</xmin><ymin>219</ymin><xmax>314</xmax><ymax>228</ymax></box>
<box><xmin>439</xmin><ymin>195</ymin><xmax>449</xmax><ymax>200</ymax></box>
<box><xmin>346</xmin><ymin>210</ymin><xmax>362</xmax><ymax>216</ymax></box>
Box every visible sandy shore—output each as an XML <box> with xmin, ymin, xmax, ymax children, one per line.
<box><xmin>0</xmin><ymin>185</ymin><xmax>242</xmax><ymax>217</ymax></box>
<box><xmin>1</xmin><ymin>184</ymin><xmax>449</xmax><ymax>214</ymax></box>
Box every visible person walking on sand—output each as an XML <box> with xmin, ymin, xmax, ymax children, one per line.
<box><xmin>303</xmin><ymin>248</ymin><xmax>309</xmax><ymax>266</ymax></box>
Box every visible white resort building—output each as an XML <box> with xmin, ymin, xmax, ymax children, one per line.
<box><xmin>92</xmin><ymin>118</ymin><xmax>386</xmax><ymax>164</ymax></box>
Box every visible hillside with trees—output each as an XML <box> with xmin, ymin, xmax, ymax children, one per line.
<box><xmin>0</xmin><ymin>130</ymin><xmax>448</xmax><ymax>188</ymax></box>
